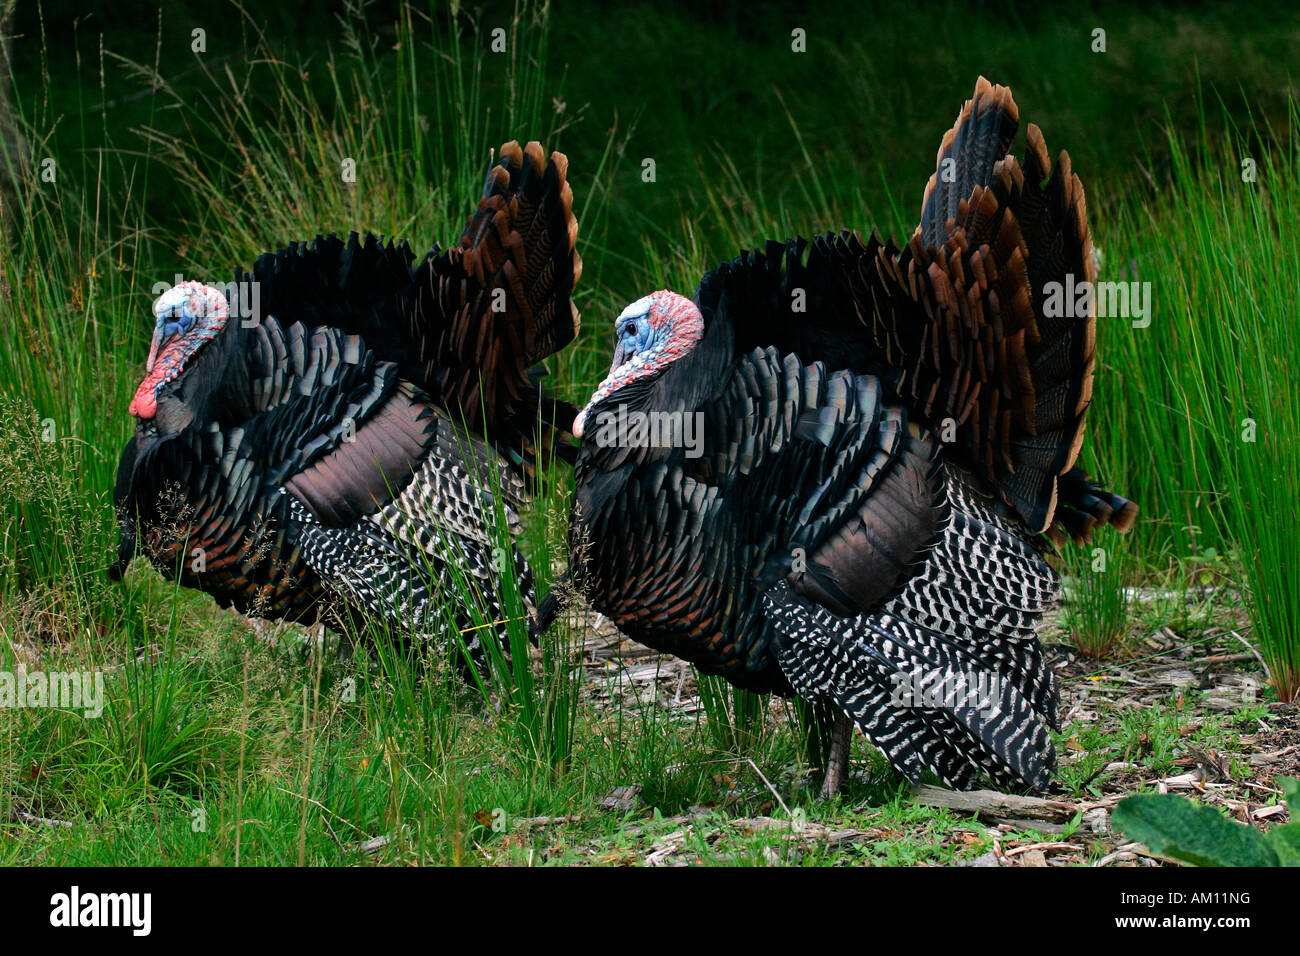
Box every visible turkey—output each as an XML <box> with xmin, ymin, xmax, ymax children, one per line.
<box><xmin>111</xmin><ymin>141</ymin><xmax>581</xmax><ymax>675</ymax></box>
<box><xmin>558</xmin><ymin>78</ymin><xmax>1136</xmax><ymax>794</ymax></box>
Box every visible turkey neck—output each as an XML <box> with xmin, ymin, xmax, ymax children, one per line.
<box><xmin>567</xmin><ymin>308</ymin><xmax>793</xmax><ymax>693</ymax></box>
<box><xmin>571</xmin><ymin>313</ymin><xmax>712</xmax><ymax>599</ymax></box>
<box><xmin>145</xmin><ymin>317</ymin><xmax>251</xmax><ymax>436</ymax></box>
<box><xmin>573</xmin><ymin>308</ymin><xmax>731</xmax><ymax>500</ymax></box>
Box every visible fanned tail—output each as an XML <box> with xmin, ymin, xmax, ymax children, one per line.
<box><xmin>418</xmin><ymin>140</ymin><xmax>583</xmax><ymax>471</ymax></box>
<box><xmin>840</xmin><ymin>76</ymin><xmax>1135</xmax><ymax>542</ymax></box>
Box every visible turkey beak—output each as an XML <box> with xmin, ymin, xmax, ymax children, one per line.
<box><xmin>573</xmin><ymin>343</ymin><xmax>631</xmax><ymax>440</ymax></box>
<box><xmin>144</xmin><ymin>328</ymin><xmax>164</xmax><ymax>374</ymax></box>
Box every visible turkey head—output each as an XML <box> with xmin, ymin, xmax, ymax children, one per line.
<box><xmin>573</xmin><ymin>290</ymin><xmax>703</xmax><ymax>439</ymax></box>
<box><xmin>128</xmin><ymin>281</ymin><xmax>232</xmax><ymax>435</ymax></box>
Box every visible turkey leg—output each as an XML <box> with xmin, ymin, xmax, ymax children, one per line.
<box><xmin>819</xmin><ymin>710</ymin><xmax>853</xmax><ymax>798</ymax></box>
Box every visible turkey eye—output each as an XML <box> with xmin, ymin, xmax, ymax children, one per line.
<box><xmin>623</xmin><ymin>322</ymin><xmax>636</xmax><ymax>336</ymax></box>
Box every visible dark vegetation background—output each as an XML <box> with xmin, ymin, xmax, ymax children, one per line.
<box><xmin>9</xmin><ymin>0</ymin><xmax>1297</xmax><ymax>258</ymax></box>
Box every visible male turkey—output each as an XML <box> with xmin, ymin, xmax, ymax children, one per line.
<box><xmin>561</xmin><ymin>78</ymin><xmax>1136</xmax><ymax>794</ymax></box>
<box><xmin>111</xmin><ymin>141</ymin><xmax>581</xmax><ymax>674</ymax></box>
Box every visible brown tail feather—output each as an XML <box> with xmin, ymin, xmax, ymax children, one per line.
<box><xmin>1046</xmin><ymin>466</ymin><xmax>1138</xmax><ymax>546</ymax></box>
<box><xmin>415</xmin><ymin>140</ymin><xmax>582</xmax><ymax>468</ymax></box>
<box><xmin>918</xmin><ymin>76</ymin><xmax>1019</xmax><ymax>249</ymax></box>
<box><xmin>841</xmin><ymin>77</ymin><xmax>1133</xmax><ymax>541</ymax></box>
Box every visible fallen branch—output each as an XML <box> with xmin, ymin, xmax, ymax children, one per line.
<box><xmin>513</xmin><ymin>815</ymin><xmax>584</xmax><ymax>828</ymax></box>
<box><xmin>1094</xmin><ymin>840</ymin><xmax>1182</xmax><ymax>868</ymax></box>
<box><xmin>1249</xmin><ymin>744</ymin><xmax>1300</xmax><ymax>766</ymax></box>
<box><xmin>7</xmin><ymin>808</ymin><xmax>74</xmax><ymax>829</ymax></box>
<box><xmin>1198</xmin><ymin>653</ymin><xmax>1258</xmax><ymax>665</ymax></box>
<box><xmin>912</xmin><ymin>785</ymin><xmax>1077</xmax><ymax>825</ymax></box>
<box><xmin>1004</xmin><ymin>841</ymin><xmax>1080</xmax><ymax>857</ymax></box>
<box><xmin>354</xmin><ymin>833</ymin><xmax>394</xmax><ymax>855</ymax></box>
<box><xmin>1093</xmin><ymin>841</ymin><xmax>1143</xmax><ymax>867</ymax></box>
<box><xmin>348</xmin><ymin>825</ymin><xmax>414</xmax><ymax>856</ymax></box>
<box><xmin>1228</xmin><ymin>629</ymin><xmax>1269</xmax><ymax>672</ymax></box>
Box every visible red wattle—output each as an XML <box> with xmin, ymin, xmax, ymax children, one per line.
<box><xmin>129</xmin><ymin>379</ymin><xmax>158</xmax><ymax>419</ymax></box>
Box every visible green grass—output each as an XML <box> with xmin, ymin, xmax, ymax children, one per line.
<box><xmin>1083</xmin><ymin>96</ymin><xmax>1300</xmax><ymax>699</ymax></box>
<box><xmin>1061</xmin><ymin>529</ymin><xmax>1134</xmax><ymax>659</ymax></box>
<box><xmin>1</xmin><ymin>0</ymin><xmax>1297</xmax><ymax>864</ymax></box>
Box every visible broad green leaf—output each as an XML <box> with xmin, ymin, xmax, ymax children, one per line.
<box><xmin>1277</xmin><ymin>777</ymin><xmax>1300</xmax><ymax>817</ymax></box>
<box><xmin>1268</xmin><ymin>822</ymin><xmax>1300</xmax><ymax>867</ymax></box>
<box><xmin>1113</xmin><ymin>794</ymin><xmax>1279</xmax><ymax>867</ymax></box>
